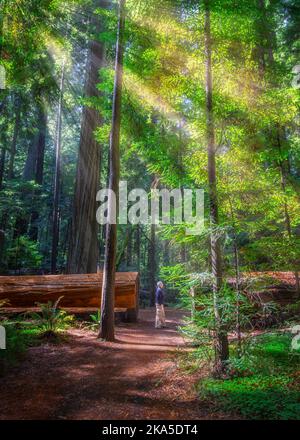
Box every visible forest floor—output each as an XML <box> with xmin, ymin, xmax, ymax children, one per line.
<box><xmin>0</xmin><ymin>308</ymin><xmax>236</xmax><ymax>420</ymax></box>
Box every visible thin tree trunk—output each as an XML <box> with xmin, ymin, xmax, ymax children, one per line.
<box><xmin>163</xmin><ymin>239</ymin><xmax>169</xmax><ymax>265</ymax></box>
<box><xmin>204</xmin><ymin>0</ymin><xmax>229</xmax><ymax>374</ymax></box>
<box><xmin>149</xmin><ymin>176</ymin><xmax>159</xmax><ymax>307</ymax></box>
<box><xmin>126</xmin><ymin>227</ymin><xmax>132</xmax><ymax>266</ymax></box>
<box><xmin>51</xmin><ymin>62</ymin><xmax>65</xmax><ymax>274</ymax></box>
<box><xmin>0</xmin><ymin>96</ymin><xmax>8</xmax><ymax>190</ymax></box>
<box><xmin>227</xmin><ymin>195</ymin><xmax>242</xmax><ymax>354</ymax></box>
<box><xmin>136</xmin><ymin>224</ymin><xmax>141</xmax><ymax>273</ymax></box>
<box><xmin>233</xmin><ymin>236</ymin><xmax>242</xmax><ymax>352</ymax></box>
<box><xmin>35</xmin><ymin>107</ymin><xmax>47</xmax><ymax>186</ymax></box>
<box><xmin>255</xmin><ymin>1</ymin><xmax>299</xmax><ymax>294</ymax></box>
<box><xmin>190</xmin><ymin>287</ymin><xmax>196</xmax><ymax>319</ymax></box>
<box><xmin>23</xmin><ymin>133</ymin><xmax>39</xmax><ymax>181</ymax></box>
<box><xmin>0</xmin><ymin>229</ymin><xmax>5</xmax><ymax>271</ymax></box>
<box><xmin>99</xmin><ymin>0</ymin><xmax>126</xmax><ymax>341</ymax></box>
<box><xmin>8</xmin><ymin>95</ymin><xmax>21</xmax><ymax>179</ymax></box>
<box><xmin>29</xmin><ymin>104</ymin><xmax>47</xmax><ymax>241</ymax></box>
<box><xmin>13</xmin><ymin>101</ymin><xmax>46</xmax><ymax>239</ymax></box>
<box><xmin>116</xmin><ymin>227</ymin><xmax>131</xmax><ymax>270</ymax></box>
<box><xmin>149</xmin><ymin>223</ymin><xmax>156</xmax><ymax>307</ymax></box>
<box><xmin>0</xmin><ymin>147</ymin><xmax>5</xmax><ymax>190</ymax></box>
<box><xmin>67</xmin><ymin>1</ymin><xmax>110</xmax><ymax>274</ymax></box>
<box><xmin>181</xmin><ymin>243</ymin><xmax>186</xmax><ymax>263</ymax></box>
<box><xmin>277</xmin><ymin>129</ymin><xmax>300</xmax><ymax>295</ymax></box>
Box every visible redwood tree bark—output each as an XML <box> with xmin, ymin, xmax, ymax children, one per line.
<box><xmin>28</xmin><ymin>104</ymin><xmax>47</xmax><ymax>241</ymax></box>
<box><xmin>67</xmin><ymin>0</ymin><xmax>110</xmax><ymax>274</ymax></box>
<box><xmin>8</xmin><ymin>94</ymin><xmax>21</xmax><ymax>179</ymax></box>
<box><xmin>99</xmin><ymin>0</ymin><xmax>126</xmax><ymax>341</ymax></box>
<box><xmin>51</xmin><ymin>62</ymin><xmax>65</xmax><ymax>274</ymax></box>
<box><xmin>14</xmin><ymin>101</ymin><xmax>47</xmax><ymax>239</ymax></box>
<box><xmin>204</xmin><ymin>0</ymin><xmax>229</xmax><ymax>374</ymax></box>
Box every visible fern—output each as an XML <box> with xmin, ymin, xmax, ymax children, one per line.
<box><xmin>27</xmin><ymin>296</ymin><xmax>74</xmax><ymax>335</ymax></box>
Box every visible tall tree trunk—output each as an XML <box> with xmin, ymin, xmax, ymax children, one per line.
<box><xmin>99</xmin><ymin>0</ymin><xmax>125</xmax><ymax>341</ymax></box>
<box><xmin>0</xmin><ymin>228</ymin><xmax>4</xmax><ymax>271</ymax></box>
<box><xmin>228</xmin><ymin>196</ymin><xmax>242</xmax><ymax>354</ymax></box>
<box><xmin>35</xmin><ymin>108</ymin><xmax>47</xmax><ymax>186</ymax></box>
<box><xmin>204</xmin><ymin>0</ymin><xmax>229</xmax><ymax>374</ymax></box>
<box><xmin>277</xmin><ymin>128</ymin><xmax>300</xmax><ymax>295</ymax></box>
<box><xmin>256</xmin><ymin>0</ymin><xmax>275</xmax><ymax>76</ymax></box>
<box><xmin>126</xmin><ymin>226</ymin><xmax>132</xmax><ymax>266</ymax></box>
<box><xmin>0</xmin><ymin>96</ymin><xmax>8</xmax><ymax>190</ymax></box>
<box><xmin>136</xmin><ymin>224</ymin><xmax>141</xmax><ymax>273</ymax></box>
<box><xmin>28</xmin><ymin>104</ymin><xmax>47</xmax><ymax>241</ymax></box>
<box><xmin>51</xmin><ymin>62</ymin><xmax>65</xmax><ymax>274</ymax></box>
<box><xmin>23</xmin><ymin>103</ymin><xmax>47</xmax><ymax>183</ymax></box>
<box><xmin>0</xmin><ymin>147</ymin><xmax>5</xmax><ymax>190</ymax></box>
<box><xmin>149</xmin><ymin>223</ymin><xmax>156</xmax><ymax>307</ymax></box>
<box><xmin>163</xmin><ymin>239</ymin><xmax>169</xmax><ymax>265</ymax></box>
<box><xmin>149</xmin><ymin>176</ymin><xmax>158</xmax><ymax>307</ymax></box>
<box><xmin>8</xmin><ymin>94</ymin><xmax>21</xmax><ymax>179</ymax></box>
<box><xmin>14</xmin><ymin>101</ymin><xmax>46</xmax><ymax>239</ymax></box>
<box><xmin>116</xmin><ymin>227</ymin><xmax>131</xmax><ymax>270</ymax></box>
<box><xmin>180</xmin><ymin>243</ymin><xmax>186</xmax><ymax>263</ymax></box>
<box><xmin>257</xmin><ymin>0</ymin><xmax>299</xmax><ymax>295</ymax></box>
<box><xmin>67</xmin><ymin>0</ymin><xmax>110</xmax><ymax>274</ymax></box>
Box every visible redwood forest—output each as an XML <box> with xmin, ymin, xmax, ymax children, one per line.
<box><xmin>0</xmin><ymin>0</ymin><xmax>300</xmax><ymax>423</ymax></box>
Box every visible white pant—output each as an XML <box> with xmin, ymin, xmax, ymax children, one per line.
<box><xmin>155</xmin><ymin>304</ymin><xmax>166</xmax><ymax>328</ymax></box>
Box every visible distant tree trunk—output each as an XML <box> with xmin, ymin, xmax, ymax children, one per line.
<box><xmin>51</xmin><ymin>62</ymin><xmax>65</xmax><ymax>274</ymax></box>
<box><xmin>149</xmin><ymin>176</ymin><xmax>158</xmax><ymax>306</ymax></box>
<box><xmin>180</xmin><ymin>243</ymin><xmax>186</xmax><ymax>263</ymax></box>
<box><xmin>23</xmin><ymin>103</ymin><xmax>47</xmax><ymax>184</ymax></box>
<box><xmin>163</xmin><ymin>239</ymin><xmax>169</xmax><ymax>265</ymax></box>
<box><xmin>28</xmin><ymin>104</ymin><xmax>47</xmax><ymax>241</ymax></box>
<box><xmin>67</xmin><ymin>0</ymin><xmax>110</xmax><ymax>274</ymax></box>
<box><xmin>0</xmin><ymin>229</ymin><xmax>5</xmax><ymax>270</ymax></box>
<box><xmin>277</xmin><ymin>128</ymin><xmax>300</xmax><ymax>295</ymax></box>
<box><xmin>204</xmin><ymin>0</ymin><xmax>229</xmax><ymax>375</ymax></box>
<box><xmin>136</xmin><ymin>224</ymin><xmax>141</xmax><ymax>273</ymax></box>
<box><xmin>256</xmin><ymin>0</ymin><xmax>300</xmax><ymax>295</ymax></box>
<box><xmin>35</xmin><ymin>109</ymin><xmax>47</xmax><ymax>187</ymax></box>
<box><xmin>0</xmin><ymin>95</ymin><xmax>8</xmax><ymax>190</ymax></box>
<box><xmin>126</xmin><ymin>226</ymin><xmax>132</xmax><ymax>266</ymax></box>
<box><xmin>0</xmin><ymin>147</ymin><xmax>5</xmax><ymax>190</ymax></box>
<box><xmin>149</xmin><ymin>223</ymin><xmax>156</xmax><ymax>307</ymax></box>
<box><xmin>8</xmin><ymin>94</ymin><xmax>21</xmax><ymax>179</ymax></box>
<box><xmin>14</xmin><ymin>101</ymin><xmax>47</xmax><ymax>239</ymax></box>
<box><xmin>116</xmin><ymin>227</ymin><xmax>131</xmax><ymax>270</ymax></box>
<box><xmin>228</xmin><ymin>196</ymin><xmax>242</xmax><ymax>354</ymax></box>
<box><xmin>99</xmin><ymin>0</ymin><xmax>126</xmax><ymax>341</ymax></box>
<box><xmin>255</xmin><ymin>0</ymin><xmax>275</xmax><ymax>79</ymax></box>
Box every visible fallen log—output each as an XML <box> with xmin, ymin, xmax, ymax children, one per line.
<box><xmin>0</xmin><ymin>272</ymin><xmax>139</xmax><ymax>322</ymax></box>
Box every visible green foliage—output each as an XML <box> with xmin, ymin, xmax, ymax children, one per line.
<box><xmin>5</xmin><ymin>236</ymin><xmax>42</xmax><ymax>271</ymax></box>
<box><xmin>199</xmin><ymin>332</ymin><xmax>300</xmax><ymax>419</ymax></box>
<box><xmin>164</xmin><ymin>264</ymin><xmax>288</xmax><ymax>369</ymax></box>
<box><xmin>27</xmin><ymin>297</ymin><xmax>74</xmax><ymax>335</ymax></box>
<box><xmin>177</xmin><ymin>283</ymin><xmax>258</xmax><ymax>367</ymax></box>
<box><xmin>90</xmin><ymin>311</ymin><xmax>101</xmax><ymax>323</ymax></box>
<box><xmin>0</xmin><ymin>321</ymin><xmax>41</xmax><ymax>376</ymax></box>
<box><xmin>89</xmin><ymin>310</ymin><xmax>101</xmax><ymax>330</ymax></box>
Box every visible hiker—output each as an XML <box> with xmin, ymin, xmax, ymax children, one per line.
<box><xmin>155</xmin><ymin>281</ymin><xmax>166</xmax><ymax>329</ymax></box>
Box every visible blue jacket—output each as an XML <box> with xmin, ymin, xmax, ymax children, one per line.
<box><xmin>155</xmin><ymin>287</ymin><xmax>164</xmax><ymax>305</ymax></box>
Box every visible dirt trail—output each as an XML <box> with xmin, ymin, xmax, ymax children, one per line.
<box><xmin>0</xmin><ymin>309</ymin><xmax>228</xmax><ymax>420</ymax></box>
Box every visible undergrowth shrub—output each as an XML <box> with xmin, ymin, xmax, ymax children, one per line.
<box><xmin>27</xmin><ymin>297</ymin><xmax>74</xmax><ymax>337</ymax></box>
<box><xmin>199</xmin><ymin>333</ymin><xmax>300</xmax><ymax>419</ymax></box>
